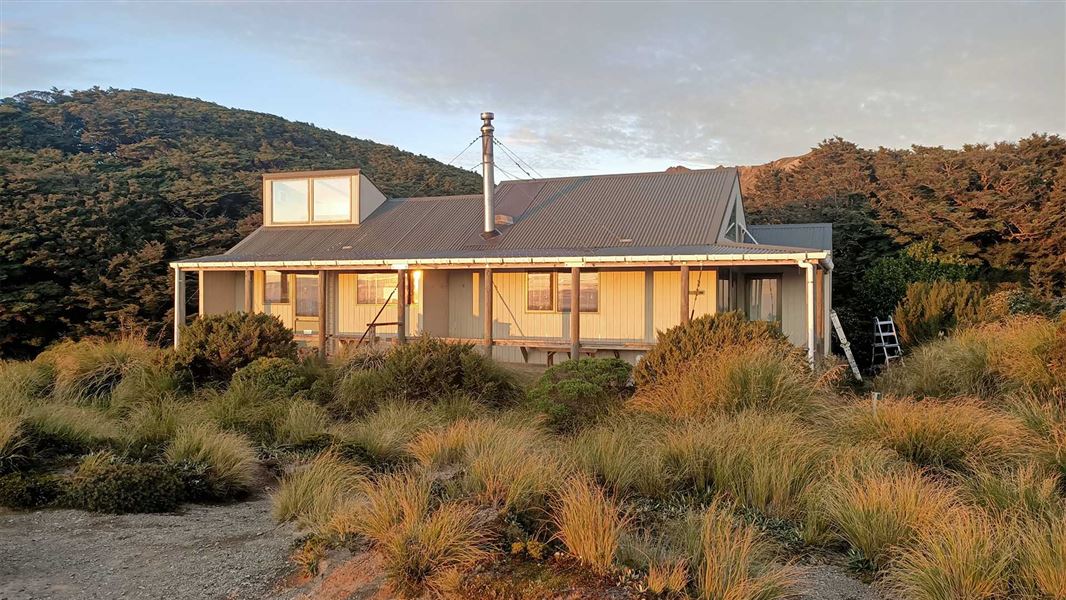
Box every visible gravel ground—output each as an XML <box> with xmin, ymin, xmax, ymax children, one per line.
<box><xmin>0</xmin><ymin>497</ymin><xmax>299</xmax><ymax>600</ymax></box>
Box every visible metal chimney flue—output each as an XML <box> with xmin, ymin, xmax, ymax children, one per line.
<box><xmin>480</xmin><ymin>112</ymin><xmax>497</xmax><ymax>237</ymax></box>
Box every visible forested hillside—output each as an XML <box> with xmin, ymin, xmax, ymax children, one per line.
<box><xmin>744</xmin><ymin>135</ymin><xmax>1066</xmax><ymax>361</ymax></box>
<box><xmin>0</xmin><ymin>88</ymin><xmax>481</xmax><ymax>357</ymax></box>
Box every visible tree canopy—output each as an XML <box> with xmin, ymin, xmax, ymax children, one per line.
<box><xmin>0</xmin><ymin>88</ymin><xmax>481</xmax><ymax>357</ymax></box>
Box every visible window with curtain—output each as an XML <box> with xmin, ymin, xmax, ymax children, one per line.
<box><xmin>312</xmin><ymin>177</ymin><xmax>351</xmax><ymax>222</ymax></box>
<box><xmin>271</xmin><ymin>180</ymin><xmax>309</xmax><ymax>223</ymax></box>
<box><xmin>295</xmin><ymin>274</ymin><xmax>320</xmax><ymax>317</ymax></box>
<box><xmin>526</xmin><ymin>272</ymin><xmax>553</xmax><ymax>311</ymax></box>
<box><xmin>357</xmin><ymin>273</ymin><xmax>398</xmax><ymax>305</ymax></box>
<box><xmin>745</xmin><ymin>274</ymin><xmax>781</xmax><ymax>322</ymax></box>
<box><xmin>716</xmin><ymin>268</ymin><xmax>733</xmax><ymax>312</ymax></box>
<box><xmin>557</xmin><ymin>272</ymin><xmax>599</xmax><ymax>312</ymax></box>
<box><xmin>264</xmin><ymin>271</ymin><xmax>289</xmax><ymax>303</ymax></box>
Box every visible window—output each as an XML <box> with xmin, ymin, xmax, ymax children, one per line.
<box><xmin>264</xmin><ymin>271</ymin><xmax>289</xmax><ymax>303</ymax></box>
<box><xmin>295</xmin><ymin>274</ymin><xmax>319</xmax><ymax>317</ymax></box>
<box><xmin>313</xmin><ymin>177</ymin><xmax>351</xmax><ymax>222</ymax></box>
<box><xmin>357</xmin><ymin>273</ymin><xmax>398</xmax><ymax>305</ymax></box>
<box><xmin>716</xmin><ymin>268</ymin><xmax>733</xmax><ymax>312</ymax></box>
<box><xmin>745</xmin><ymin>274</ymin><xmax>781</xmax><ymax>323</ymax></box>
<box><xmin>526</xmin><ymin>272</ymin><xmax>553</xmax><ymax>311</ymax></box>
<box><xmin>272</xmin><ymin>180</ymin><xmax>309</xmax><ymax>223</ymax></box>
<box><xmin>557</xmin><ymin>272</ymin><xmax>599</xmax><ymax>312</ymax></box>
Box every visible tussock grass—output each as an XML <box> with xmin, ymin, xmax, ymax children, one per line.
<box><xmin>203</xmin><ymin>382</ymin><xmax>285</xmax><ymax>444</ymax></box>
<box><xmin>889</xmin><ymin>511</ymin><xmax>1012</xmax><ymax>600</ymax></box>
<box><xmin>39</xmin><ymin>337</ymin><xmax>160</xmax><ymax>404</ymax></box>
<box><xmin>107</xmin><ymin>364</ymin><xmax>182</xmax><ymax>416</ymax></box>
<box><xmin>272</xmin><ymin>450</ymin><xmax>367</xmax><ymax>531</ymax></box>
<box><xmin>123</xmin><ymin>400</ymin><xmax>202</xmax><ymax>457</ymax></box>
<box><xmin>276</xmin><ymin>400</ymin><xmax>330</xmax><ymax>447</ymax></box>
<box><xmin>165</xmin><ymin>424</ymin><xmax>259</xmax><ymax>498</ymax></box>
<box><xmin>1015</xmin><ymin>515</ymin><xmax>1066</xmax><ymax>599</ymax></box>
<box><xmin>821</xmin><ymin>468</ymin><xmax>958</xmax><ymax>569</ymax></box>
<box><xmin>1008</xmin><ymin>390</ymin><xmax>1066</xmax><ymax>480</ymax></box>
<box><xmin>662</xmin><ymin>411</ymin><xmax>829</xmax><ymax>517</ymax></box>
<box><xmin>959</xmin><ymin>463</ymin><xmax>1063</xmax><ymax>522</ymax></box>
<box><xmin>572</xmin><ymin>416</ymin><xmax>670</xmax><ymax>498</ymax></box>
<box><xmin>0</xmin><ymin>360</ymin><xmax>53</xmax><ymax>410</ymax></box>
<box><xmin>646</xmin><ymin>559</ymin><xmax>689</xmax><ymax>598</ymax></box>
<box><xmin>0</xmin><ymin>416</ymin><xmax>26</xmax><ymax>471</ymax></box>
<box><xmin>630</xmin><ymin>344</ymin><xmax>819</xmax><ymax>419</ymax></box>
<box><xmin>687</xmin><ymin>499</ymin><xmax>798</xmax><ymax>600</ymax></box>
<box><xmin>553</xmin><ymin>475</ymin><xmax>631</xmax><ymax>575</ymax></box>
<box><xmin>333</xmin><ymin>402</ymin><xmax>439</xmax><ymax>466</ymax></box>
<box><xmin>25</xmin><ymin>404</ymin><xmax>119</xmax><ymax>451</ymax></box>
<box><xmin>841</xmin><ymin>397</ymin><xmax>1036</xmax><ymax>471</ymax></box>
<box><xmin>350</xmin><ymin>471</ymin><xmax>432</xmax><ymax>544</ymax></box>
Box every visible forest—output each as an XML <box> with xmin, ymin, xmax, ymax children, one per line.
<box><xmin>1</xmin><ymin>87</ymin><xmax>1063</xmax><ymax>358</ymax></box>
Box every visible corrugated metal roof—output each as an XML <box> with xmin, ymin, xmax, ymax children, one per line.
<box><xmin>180</xmin><ymin>167</ymin><xmax>827</xmax><ymax>264</ymax></box>
<box><xmin>747</xmin><ymin>224</ymin><xmax>832</xmax><ymax>251</ymax></box>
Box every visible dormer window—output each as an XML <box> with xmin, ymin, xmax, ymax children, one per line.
<box><xmin>272</xmin><ymin>180</ymin><xmax>310</xmax><ymax>223</ymax></box>
<box><xmin>270</xmin><ymin>177</ymin><xmax>352</xmax><ymax>224</ymax></box>
<box><xmin>313</xmin><ymin>177</ymin><xmax>352</xmax><ymax>222</ymax></box>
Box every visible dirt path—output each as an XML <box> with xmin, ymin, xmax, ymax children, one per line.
<box><xmin>0</xmin><ymin>497</ymin><xmax>299</xmax><ymax>600</ymax></box>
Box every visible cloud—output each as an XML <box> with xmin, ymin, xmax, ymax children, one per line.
<box><xmin>0</xmin><ymin>20</ymin><xmax>120</xmax><ymax>97</ymax></box>
<box><xmin>6</xmin><ymin>2</ymin><xmax>1065</xmax><ymax>170</ymax></box>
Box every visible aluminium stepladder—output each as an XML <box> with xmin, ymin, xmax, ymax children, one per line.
<box><xmin>871</xmin><ymin>316</ymin><xmax>903</xmax><ymax>368</ymax></box>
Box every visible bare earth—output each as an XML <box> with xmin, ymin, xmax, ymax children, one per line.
<box><xmin>0</xmin><ymin>499</ymin><xmax>881</xmax><ymax>600</ymax></box>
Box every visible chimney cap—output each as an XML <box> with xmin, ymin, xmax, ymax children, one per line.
<box><xmin>481</xmin><ymin>112</ymin><xmax>494</xmax><ymax>121</ymax></box>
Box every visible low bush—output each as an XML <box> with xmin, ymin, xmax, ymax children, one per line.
<box><xmin>164</xmin><ymin>425</ymin><xmax>258</xmax><ymax>500</ymax></box>
<box><xmin>572</xmin><ymin>416</ymin><xmax>670</xmax><ymax>498</ymax></box>
<box><xmin>553</xmin><ymin>475</ymin><xmax>630</xmax><ymax>575</ymax></box>
<box><xmin>894</xmin><ymin>280</ymin><xmax>987</xmax><ymax>346</ymax></box>
<box><xmin>276</xmin><ymin>400</ymin><xmax>331</xmax><ymax>448</ymax></box>
<box><xmin>272</xmin><ymin>450</ymin><xmax>367</xmax><ymax>531</ymax></box>
<box><xmin>633</xmin><ymin>312</ymin><xmax>790</xmax><ymax>387</ymax></box>
<box><xmin>630</xmin><ymin>343</ymin><xmax>818</xmax><ymax>419</ymax></box>
<box><xmin>332</xmin><ymin>368</ymin><xmax>390</xmax><ymax>417</ymax></box>
<box><xmin>25</xmin><ymin>404</ymin><xmax>119</xmax><ymax>454</ymax></box>
<box><xmin>334</xmin><ymin>402</ymin><xmax>439</xmax><ymax>467</ymax></box>
<box><xmin>527</xmin><ymin>358</ymin><xmax>631</xmax><ymax>431</ymax></box>
<box><xmin>230</xmin><ymin>357</ymin><xmax>309</xmax><ymax>399</ymax></box>
<box><xmin>888</xmin><ymin>511</ymin><xmax>1012</xmax><ymax>600</ymax></box>
<box><xmin>0</xmin><ymin>472</ymin><xmax>65</xmax><ymax>509</ymax></box>
<box><xmin>1015</xmin><ymin>515</ymin><xmax>1066</xmax><ymax>599</ymax></box>
<box><xmin>688</xmin><ymin>500</ymin><xmax>798</xmax><ymax>600</ymax></box>
<box><xmin>68</xmin><ymin>461</ymin><xmax>184</xmax><ymax>513</ymax></box>
<box><xmin>820</xmin><ymin>469</ymin><xmax>958</xmax><ymax>569</ymax></box>
<box><xmin>662</xmin><ymin>412</ymin><xmax>829</xmax><ymax>518</ymax></box>
<box><xmin>840</xmin><ymin>397</ymin><xmax>1035</xmax><ymax>471</ymax></box>
<box><xmin>173</xmin><ymin>312</ymin><xmax>296</xmax><ymax>383</ymax></box>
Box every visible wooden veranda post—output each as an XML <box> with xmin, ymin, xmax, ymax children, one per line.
<box><xmin>317</xmin><ymin>270</ymin><xmax>327</xmax><ymax>358</ymax></box>
<box><xmin>244</xmin><ymin>270</ymin><xmax>253</xmax><ymax>313</ymax></box>
<box><xmin>570</xmin><ymin>266</ymin><xmax>581</xmax><ymax>359</ymax></box>
<box><xmin>680</xmin><ymin>265</ymin><xmax>690</xmax><ymax>324</ymax></box>
<box><xmin>173</xmin><ymin>267</ymin><xmax>185</xmax><ymax>348</ymax></box>
<box><xmin>396</xmin><ymin>269</ymin><xmax>407</xmax><ymax>345</ymax></box>
<box><xmin>483</xmin><ymin>267</ymin><xmax>493</xmax><ymax>356</ymax></box>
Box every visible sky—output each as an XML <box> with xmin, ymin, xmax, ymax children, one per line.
<box><xmin>2</xmin><ymin>1</ymin><xmax>1064</xmax><ymax>178</ymax></box>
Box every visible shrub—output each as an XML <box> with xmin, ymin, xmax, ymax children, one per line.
<box><xmin>888</xmin><ymin>511</ymin><xmax>1012</xmax><ymax>600</ymax></box>
<box><xmin>841</xmin><ymin>397</ymin><xmax>1035</xmax><ymax>471</ymax></box>
<box><xmin>820</xmin><ymin>469</ymin><xmax>958</xmax><ymax>569</ymax></box>
<box><xmin>334</xmin><ymin>402</ymin><xmax>439</xmax><ymax>467</ymax></box>
<box><xmin>458</xmin><ymin>351</ymin><xmax>522</xmax><ymax>405</ymax></box>
<box><xmin>380</xmin><ymin>336</ymin><xmax>472</xmax><ymax>402</ymax></box>
<box><xmin>689</xmin><ymin>500</ymin><xmax>798</xmax><ymax>600</ymax></box>
<box><xmin>276</xmin><ymin>400</ymin><xmax>331</xmax><ymax>448</ymax></box>
<box><xmin>68</xmin><ymin>462</ymin><xmax>184</xmax><ymax>513</ymax></box>
<box><xmin>272</xmin><ymin>450</ymin><xmax>367</xmax><ymax>531</ymax></box>
<box><xmin>572</xmin><ymin>416</ymin><xmax>670</xmax><ymax>498</ymax></box>
<box><xmin>553</xmin><ymin>475</ymin><xmax>631</xmax><ymax>575</ymax></box>
<box><xmin>164</xmin><ymin>425</ymin><xmax>258</xmax><ymax>500</ymax></box>
<box><xmin>25</xmin><ymin>404</ymin><xmax>119</xmax><ymax>454</ymax></box>
<box><xmin>0</xmin><ymin>472</ymin><xmax>65</xmax><ymax>509</ymax></box>
<box><xmin>332</xmin><ymin>368</ymin><xmax>390</xmax><ymax>417</ymax></box>
<box><xmin>38</xmin><ymin>338</ymin><xmax>162</xmax><ymax>404</ymax></box>
<box><xmin>630</xmin><ymin>343</ymin><xmax>818</xmax><ymax>419</ymax></box>
<box><xmin>894</xmin><ymin>280</ymin><xmax>987</xmax><ymax>345</ymax></box>
<box><xmin>633</xmin><ymin>312</ymin><xmax>790</xmax><ymax>387</ymax></box>
<box><xmin>661</xmin><ymin>412</ymin><xmax>829</xmax><ymax>517</ymax></box>
<box><xmin>230</xmin><ymin>357</ymin><xmax>309</xmax><ymax>399</ymax></box>
<box><xmin>527</xmin><ymin>358</ymin><xmax>631</xmax><ymax>431</ymax></box>
<box><xmin>1015</xmin><ymin>515</ymin><xmax>1066</xmax><ymax>599</ymax></box>
<box><xmin>173</xmin><ymin>312</ymin><xmax>296</xmax><ymax>383</ymax></box>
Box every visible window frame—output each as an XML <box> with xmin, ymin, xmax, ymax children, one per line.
<box><xmin>356</xmin><ymin>273</ymin><xmax>400</xmax><ymax>306</ymax></box>
<box><xmin>269</xmin><ymin>175</ymin><xmax>354</xmax><ymax>225</ymax></box>
<box><xmin>263</xmin><ymin>270</ymin><xmax>290</xmax><ymax>304</ymax></box>
<box><xmin>294</xmin><ymin>273</ymin><xmax>321</xmax><ymax>318</ymax></box>
<box><xmin>556</xmin><ymin>271</ymin><xmax>600</xmax><ymax>314</ymax></box>
<box><xmin>525</xmin><ymin>272</ymin><xmax>555</xmax><ymax>312</ymax></box>
<box><xmin>744</xmin><ymin>273</ymin><xmax>783</xmax><ymax>323</ymax></box>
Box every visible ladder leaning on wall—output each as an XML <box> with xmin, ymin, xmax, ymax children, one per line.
<box><xmin>871</xmin><ymin>316</ymin><xmax>904</xmax><ymax>368</ymax></box>
<box><xmin>830</xmin><ymin>310</ymin><xmax>862</xmax><ymax>381</ymax></box>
